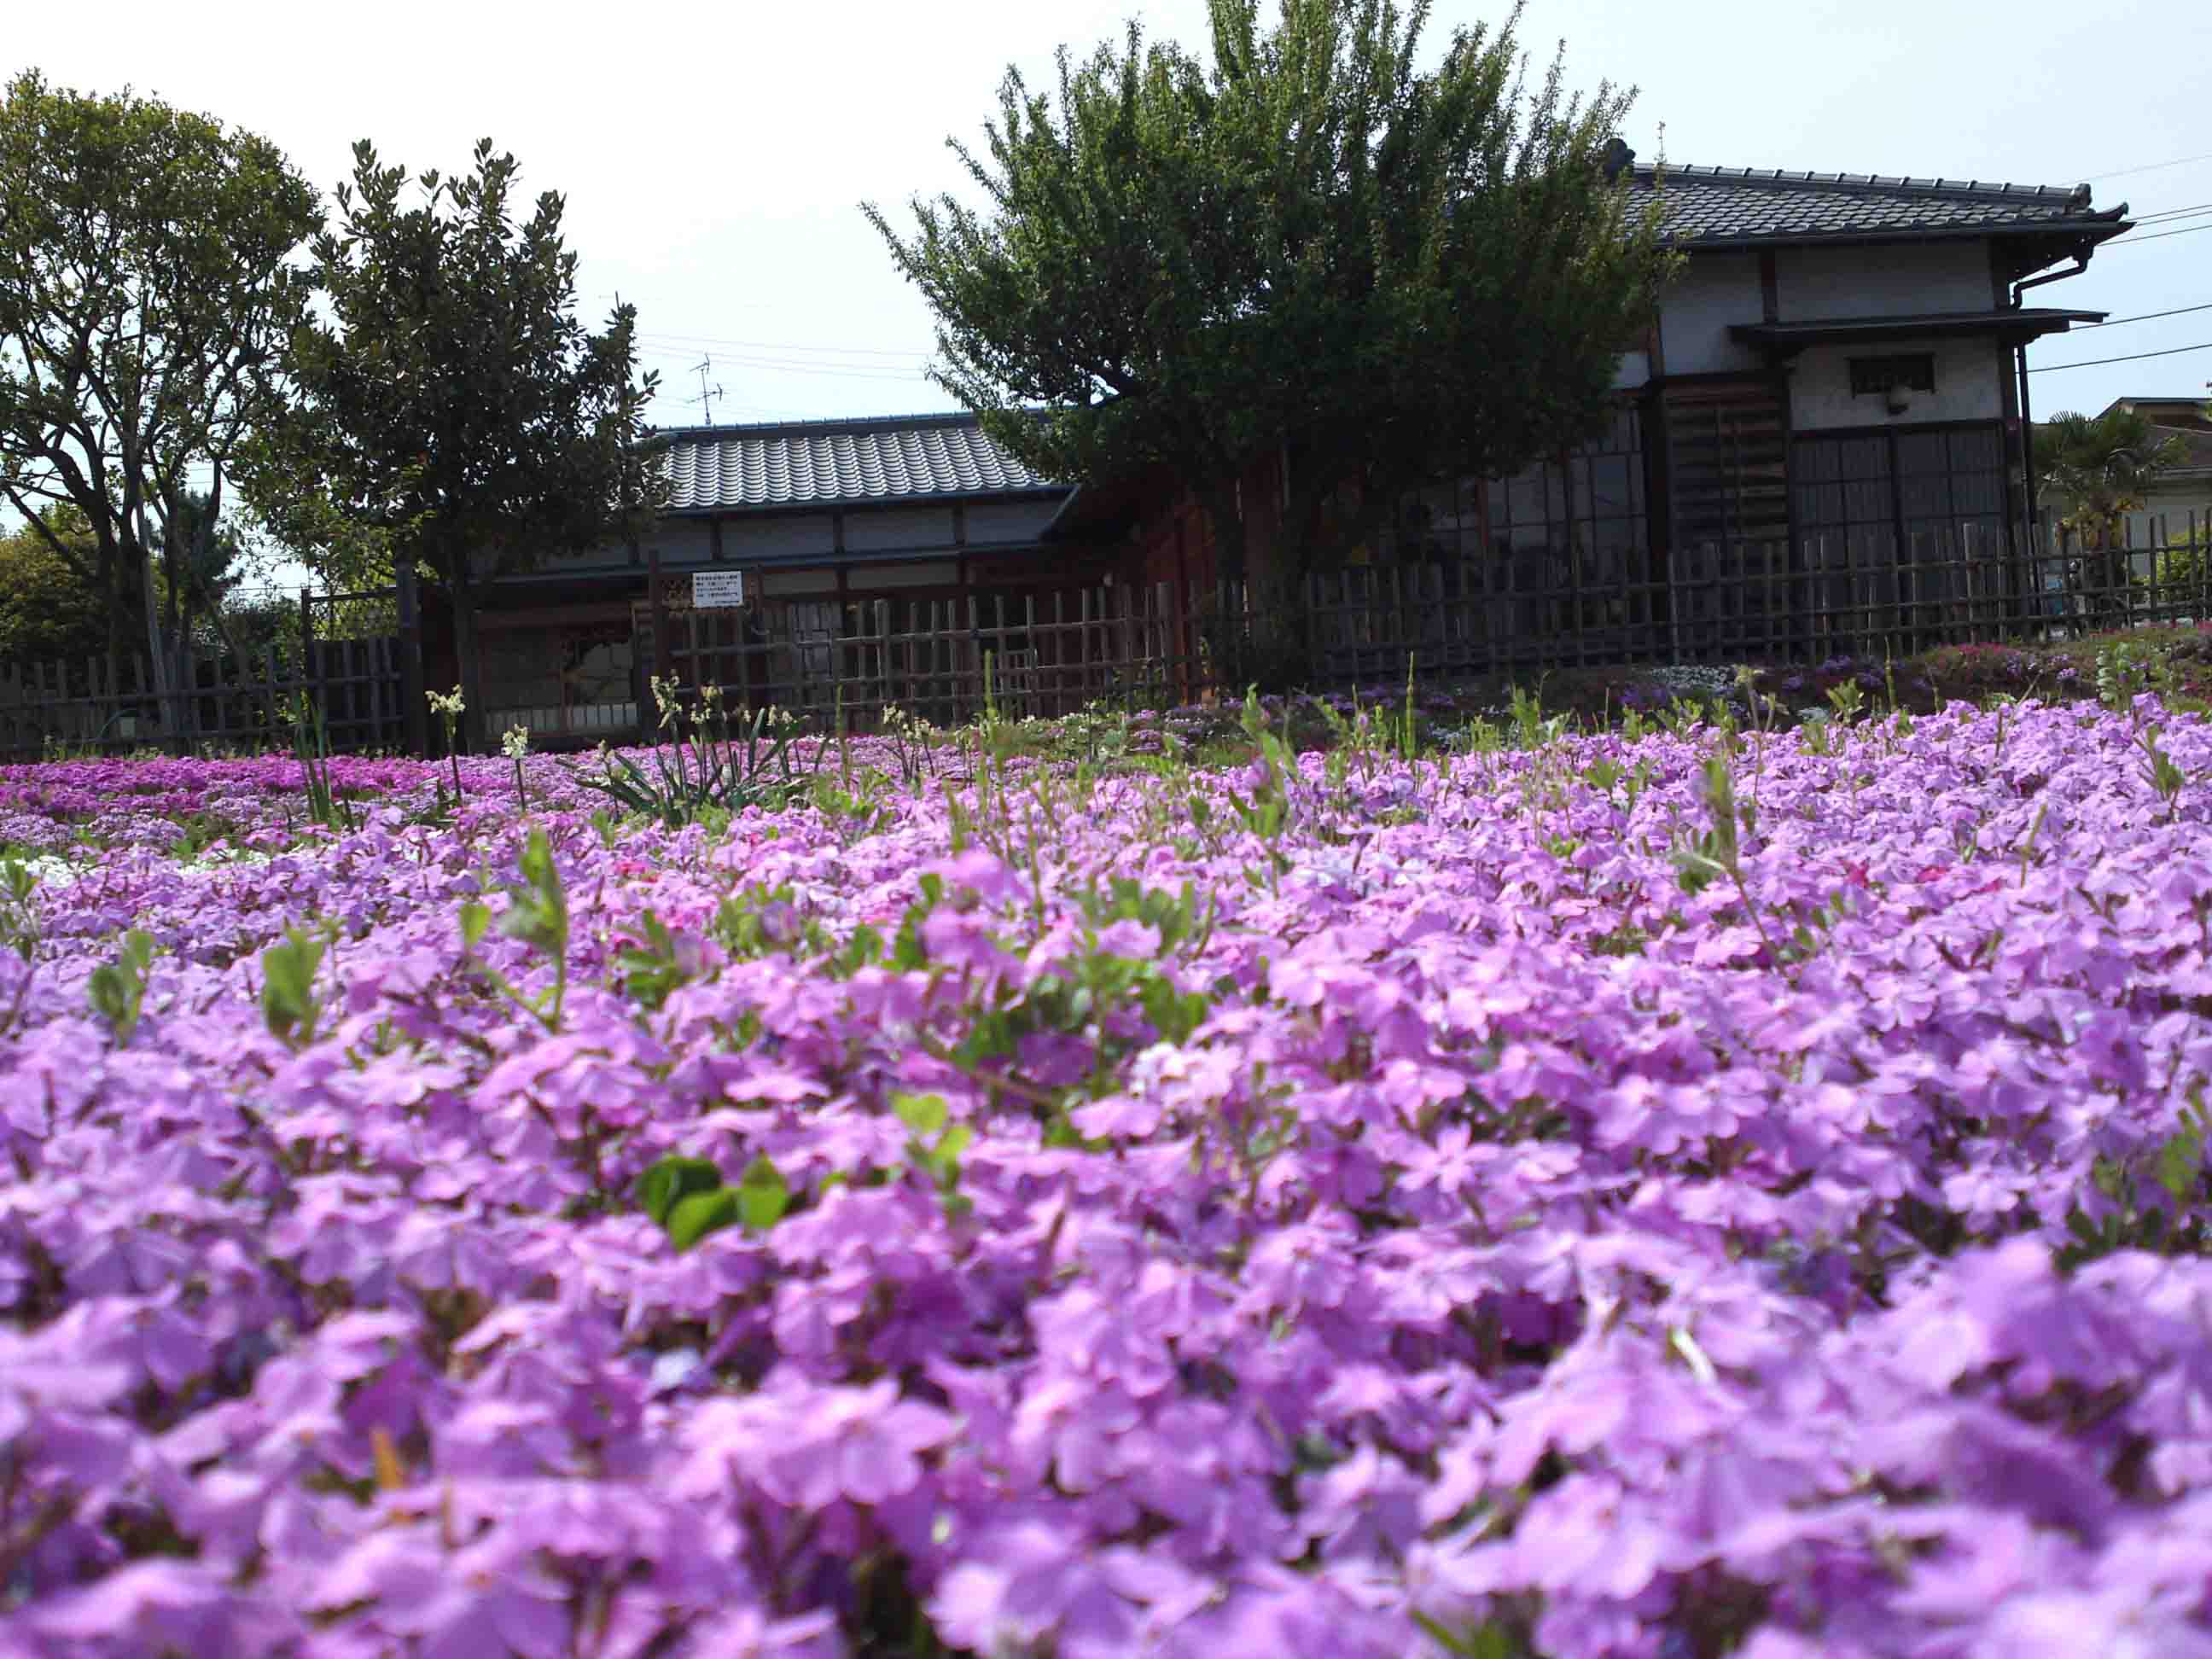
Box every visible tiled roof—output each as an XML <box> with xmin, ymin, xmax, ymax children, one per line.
<box><xmin>1631</xmin><ymin>163</ymin><xmax>2118</xmax><ymax>247</ymax></box>
<box><xmin>660</xmin><ymin>412</ymin><xmax>1058</xmax><ymax>512</ymax></box>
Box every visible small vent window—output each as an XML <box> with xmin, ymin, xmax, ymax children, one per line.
<box><xmin>1849</xmin><ymin>354</ymin><xmax>1937</xmax><ymax>398</ymax></box>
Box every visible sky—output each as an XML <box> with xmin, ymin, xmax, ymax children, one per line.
<box><xmin>9</xmin><ymin>0</ymin><xmax>2209</xmax><ymax>440</ymax></box>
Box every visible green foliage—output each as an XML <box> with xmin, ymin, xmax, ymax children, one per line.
<box><xmin>87</xmin><ymin>929</ymin><xmax>157</xmax><ymax>1045</ymax></box>
<box><xmin>0</xmin><ymin>71</ymin><xmax>317</xmax><ymax>663</ymax></box>
<box><xmin>634</xmin><ymin>1153</ymin><xmax>789</xmax><ymax>1251</ymax></box>
<box><xmin>259</xmin><ymin>927</ymin><xmax>328</xmax><ymax>1050</ymax></box>
<box><xmin>616</xmin><ymin>911</ymin><xmax>702</xmax><ymax>1010</ymax></box>
<box><xmin>864</xmin><ymin>0</ymin><xmax>1674</xmax><ymax>583</ymax></box>
<box><xmin>2148</xmin><ymin>527</ymin><xmax>2210</xmax><ymax>600</ymax></box>
<box><xmin>245</xmin><ymin>136</ymin><xmax>665</xmax><ymax>744</ymax></box>
<box><xmin>288</xmin><ymin>695</ymin><xmax>358</xmax><ymax>832</ymax></box>
<box><xmin>2034</xmin><ymin>407</ymin><xmax>2187</xmax><ymax>550</ymax></box>
<box><xmin>2061</xmin><ymin>1099</ymin><xmax>2210</xmax><ymax>1266</ymax></box>
<box><xmin>637</xmin><ymin>1156</ymin><xmax>723</xmax><ymax>1228</ymax></box>
<box><xmin>0</xmin><ymin>509</ymin><xmax>107</xmax><ymax>664</ymax></box>
<box><xmin>1071</xmin><ymin>876</ymin><xmax>1217</xmax><ymax>958</ymax></box>
<box><xmin>571</xmin><ymin>690</ymin><xmax>823</xmax><ymax>829</ymax></box>
<box><xmin>665</xmin><ymin>1188</ymin><xmax>744</xmax><ymax>1252</ymax></box>
<box><xmin>894</xmin><ymin>1092</ymin><xmax>974</xmax><ymax>1220</ymax></box>
<box><xmin>735</xmin><ymin>1155</ymin><xmax>793</xmax><ymax>1232</ymax></box>
<box><xmin>0</xmin><ymin>854</ymin><xmax>38</xmax><ymax>960</ymax></box>
<box><xmin>1226</xmin><ymin>690</ymin><xmax>1300</xmax><ymax>841</ymax></box>
<box><xmin>457</xmin><ymin>828</ymin><xmax>573</xmax><ymax>1029</ymax></box>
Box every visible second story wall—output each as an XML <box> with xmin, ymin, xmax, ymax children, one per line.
<box><xmin>1775</xmin><ymin>241</ymin><xmax>1998</xmax><ymax>321</ymax></box>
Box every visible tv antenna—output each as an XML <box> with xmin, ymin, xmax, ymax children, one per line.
<box><xmin>687</xmin><ymin>356</ymin><xmax>725</xmax><ymax>427</ymax></box>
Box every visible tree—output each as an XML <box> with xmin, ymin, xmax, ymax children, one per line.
<box><xmin>2035</xmin><ymin>406</ymin><xmax>2187</xmax><ymax>548</ymax></box>
<box><xmin>246</xmin><ymin>139</ymin><xmax>665</xmax><ymax>747</ymax></box>
<box><xmin>0</xmin><ymin>71</ymin><xmax>318</xmax><ymax>701</ymax></box>
<box><xmin>2035</xmin><ymin>406</ymin><xmax>2189</xmax><ymax>622</ymax></box>
<box><xmin>863</xmin><ymin>0</ymin><xmax>1674</xmax><ymax>590</ymax></box>
<box><xmin>0</xmin><ymin>506</ymin><xmax>108</xmax><ymax>666</ymax></box>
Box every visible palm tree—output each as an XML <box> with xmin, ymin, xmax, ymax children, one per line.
<box><xmin>2034</xmin><ymin>407</ymin><xmax>2187</xmax><ymax>624</ymax></box>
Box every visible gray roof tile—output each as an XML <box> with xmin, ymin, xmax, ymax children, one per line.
<box><xmin>1632</xmin><ymin>163</ymin><xmax>2113</xmax><ymax>247</ymax></box>
<box><xmin>661</xmin><ymin>413</ymin><xmax>1056</xmax><ymax>511</ymax></box>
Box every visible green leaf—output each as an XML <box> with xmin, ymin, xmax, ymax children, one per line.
<box><xmin>894</xmin><ymin>1091</ymin><xmax>949</xmax><ymax>1138</ymax></box>
<box><xmin>86</xmin><ymin>928</ymin><xmax>156</xmax><ymax>1044</ymax></box>
<box><xmin>2157</xmin><ymin>1123</ymin><xmax>2204</xmax><ymax>1204</ymax></box>
<box><xmin>665</xmin><ymin>1188</ymin><xmax>742</xmax><ymax>1252</ymax></box>
<box><xmin>459</xmin><ymin>899</ymin><xmax>492</xmax><ymax>949</ymax></box>
<box><xmin>636</xmin><ymin>1155</ymin><xmax>723</xmax><ymax>1227</ymax></box>
<box><xmin>259</xmin><ymin>926</ymin><xmax>327</xmax><ymax>1049</ymax></box>
<box><xmin>736</xmin><ymin>1155</ymin><xmax>790</xmax><ymax>1232</ymax></box>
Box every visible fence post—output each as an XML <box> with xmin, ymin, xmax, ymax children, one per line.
<box><xmin>396</xmin><ymin>563</ymin><xmax>428</xmax><ymax>757</ymax></box>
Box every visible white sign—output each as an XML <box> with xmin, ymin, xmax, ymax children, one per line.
<box><xmin>692</xmin><ymin>570</ymin><xmax>747</xmax><ymax>608</ymax></box>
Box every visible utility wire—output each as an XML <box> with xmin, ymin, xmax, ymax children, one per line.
<box><xmin>2029</xmin><ymin>339</ymin><xmax>2212</xmax><ymax>372</ymax></box>
<box><xmin>2136</xmin><ymin>201</ymin><xmax>2212</xmax><ymax>223</ymax></box>
<box><xmin>637</xmin><ymin>345</ymin><xmax>934</xmax><ymax>383</ymax></box>
<box><xmin>2110</xmin><ymin>221</ymin><xmax>2212</xmax><ymax>247</ymax></box>
<box><xmin>2081</xmin><ymin>149</ymin><xmax>2212</xmax><ymax>183</ymax></box>
<box><xmin>638</xmin><ymin>330</ymin><xmax>928</xmax><ymax>361</ymax></box>
<box><xmin>2078</xmin><ymin>301</ymin><xmax>2212</xmax><ymax>329</ymax></box>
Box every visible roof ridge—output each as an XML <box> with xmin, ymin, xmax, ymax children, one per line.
<box><xmin>1636</xmin><ymin>161</ymin><xmax>2082</xmax><ymax>203</ymax></box>
<box><xmin>651</xmin><ymin>407</ymin><xmax>1058</xmax><ymax>441</ymax></box>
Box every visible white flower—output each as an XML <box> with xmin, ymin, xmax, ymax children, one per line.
<box><xmin>501</xmin><ymin>725</ymin><xmax>531</xmax><ymax>760</ymax></box>
<box><xmin>426</xmin><ymin>686</ymin><xmax>466</xmax><ymax>718</ymax></box>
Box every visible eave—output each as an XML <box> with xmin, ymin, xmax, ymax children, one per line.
<box><xmin>1732</xmin><ymin>307</ymin><xmax>2105</xmax><ymax>353</ymax></box>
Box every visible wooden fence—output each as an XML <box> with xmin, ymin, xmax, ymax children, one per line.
<box><xmin>636</xmin><ymin>515</ymin><xmax>2212</xmax><ymax>730</ymax></box>
<box><xmin>7</xmin><ymin>510</ymin><xmax>2206</xmax><ymax>760</ymax></box>
<box><xmin>0</xmin><ymin>579</ymin><xmax>422</xmax><ymax>763</ymax></box>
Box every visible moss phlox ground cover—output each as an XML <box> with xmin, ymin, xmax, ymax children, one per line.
<box><xmin>3</xmin><ymin>696</ymin><xmax>2211</xmax><ymax>1656</ymax></box>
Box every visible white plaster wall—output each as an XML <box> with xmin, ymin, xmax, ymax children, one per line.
<box><xmin>724</xmin><ymin>514</ymin><xmax>835</xmax><ymax>563</ymax></box>
<box><xmin>760</xmin><ymin>568</ymin><xmax>838</xmax><ymax>597</ymax></box>
<box><xmin>844</xmin><ymin>506</ymin><xmax>958</xmax><ymax>552</ymax></box>
<box><xmin>640</xmin><ymin>520</ymin><xmax>714</xmax><ymax>568</ymax></box>
<box><xmin>1653</xmin><ymin>253</ymin><xmax>1766</xmax><ymax>375</ymax></box>
<box><xmin>1775</xmin><ymin>242</ymin><xmax>1996</xmax><ymax>322</ymax></box>
<box><xmin>844</xmin><ymin>560</ymin><xmax>960</xmax><ymax>589</ymax></box>
<box><xmin>1787</xmin><ymin>336</ymin><xmax>2006</xmax><ymax>432</ymax></box>
<box><xmin>965</xmin><ymin>499</ymin><xmax>1062</xmax><ymax>544</ymax></box>
<box><xmin>1611</xmin><ymin>349</ymin><xmax>1652</xmax><ymax>390</ymax></box>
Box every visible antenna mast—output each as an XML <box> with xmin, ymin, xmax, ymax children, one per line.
<box><xmin>688</xmin><ymin>356</ymin><xmax>725</xmax><ymax>427</ymax></box>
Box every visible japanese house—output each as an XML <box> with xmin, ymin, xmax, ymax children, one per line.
<box><xmin>463</xmin><ymin>150</ymin><xmax>2135</xmax><ymax>734</ymax></box>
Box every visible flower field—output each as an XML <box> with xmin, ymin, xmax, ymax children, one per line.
<box><xmin>3</xmin><ymin>690</ymin><xmax>2212</xmax><ymax>1656</ymax></box>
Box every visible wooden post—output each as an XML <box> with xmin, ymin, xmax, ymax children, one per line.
<box><xmin>648</xmin><ymin>542</ymin><xmax>672</xmax><ymax>706</ymax></box>
<box><xmin>396</xmin><ymin>563</ymin><xmax>428</xmax><ymax>756</ymax></box>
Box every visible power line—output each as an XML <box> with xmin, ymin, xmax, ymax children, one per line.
<box><xmin>2078</xmin><ymin>300</ymin><xmax>2212</xmax><ymax>329</ymax></box>
<box><xmin>637</xmin><ymin>330</ymin><xmax>928</xmax><ymax>362</ymax></box>
<box><xmin>636</xmin><ymin>346</ymin><xmax>934</xmax><ymax>383</ymax></box>
<box><xmin>2081</xmin><ymin>149</ymin><xmax>2212</xmax><ymax>183</ymax></box>
<box><xmin>2029</xmin><ymin>339</ymin><xmax>2212</xmax><ymax>373</ymax></box>
<box><xmin>2111</xmin><ymin>220</ymin><xmax>2212</xmax><ymax>247</ymax></box>
<box><xmin>2136</xmin><ymin>201</ymin><xmax>2212</xmax><ymax>224</ymax></box>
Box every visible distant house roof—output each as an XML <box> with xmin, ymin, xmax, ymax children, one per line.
<box><xmin>658</xmin><ymin>411</ymin><xmax>1061</xmax><ymax>514</ymax></box>
<box><xmin>1631</xmin><ymin>162</ymin><xmax>2128</xmax><ymax>250</ymax></box>
<box><xmin>2102</xmin><ymin>395</ymin><xmax>2212</xmax><ymax>434</ymax></box>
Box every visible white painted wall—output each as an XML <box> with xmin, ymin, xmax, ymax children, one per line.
<box><xmin>845</xmin><ymin>560</ymin><xmax>959</xmax><ymax>589</ymax></box>
<box><xmin>641</xmin><ymin>520</ymin><xmax>714</xmax><ymax>567</ymax></box>
<box><xmin>1786</xmin><ymin>336</ymin><xmax>2006</xmax><ymax>431</ymax></box>
<box><xmin>1653</xmin><ymin>253</ymin><xmax>1766</xmax><ymax>375</ymax></box>
<box><xmin>1611</xmin><ymin>349</ymin><xmax>1652</xmax><ymax>391</ymax></box>
<box><xmin>723</xmin><ymin>514</ymin><xmax>835</xmax><ymax>563</ymax></box>
<box><xmin>844</xmin><ymin>506</ymin><xmax>958</xmax><ymax>552</ymax></box>
<box><xmin>1775</xmin><ymin>242</ymin><xmax>1996</xmax><ymax>322</ymax></box>
<box><xmin>965</xmin><ymin>499</ymin><xmax>1061</xmax><ymax>544</ymax></box>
